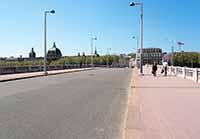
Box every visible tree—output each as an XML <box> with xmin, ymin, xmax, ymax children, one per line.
<box><xmin>128</xmin><ymin>53</ymin><xmax>136</xmax><ymax>58</ymax></box>
<box><xmin>173</xmin><ymin>52</ymin><xmax>200</xmax><ymax>68</ymax></box>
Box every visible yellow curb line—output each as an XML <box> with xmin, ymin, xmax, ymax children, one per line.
<box><xmin>123</xmin><ymin>69</ymin><xmax>142</xmax><ymax>139</ymax></box>
<box><xmin>121</xmin><ymin>69</ymin><xmax>135</xmax><ymax>139</ymax></box>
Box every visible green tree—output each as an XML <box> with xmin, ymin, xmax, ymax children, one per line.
<box><xmin>173</xmin><ymin>52</ymin><xmax>200</xmax><ymax>68</ymax></box>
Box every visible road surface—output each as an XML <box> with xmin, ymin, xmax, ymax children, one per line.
<box><xmin>0</xmin><ymin>68</ymin><xmax>131</xmax><ymax>139</ymax></box>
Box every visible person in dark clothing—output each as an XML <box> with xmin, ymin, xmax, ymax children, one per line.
<box><xmin>152</xmin><ymin>62</ymin><xmax>157</xmax><ymax>76</ymax></box>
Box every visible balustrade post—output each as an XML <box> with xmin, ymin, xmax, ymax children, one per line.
<box><xmin>175</xmin><ymin>67</ymin><xmax>178</xmax><ymax>76</ymax></box>
<box><xmin>194</xmin><ymin>68</ymin><xmax>198</xmax><ymax>83</ymax></box>
<box><xmin>169</xmin><ymin>66</ymin><xmax>172</xmax><ymax>74</ymax></box>
<box><xmin>183</xmin><ymin>67</ymin><xmax>186</xmax><ymax>79</ymax></box>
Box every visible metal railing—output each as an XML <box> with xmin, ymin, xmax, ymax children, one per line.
<box><xmin>0</xmin><ymin>64</ymin><xmax>91</xmax><ymax>75</ymax></box>
<box><xmin>168</xmin><ymin>66</ymin><xmax>200</xmax><ymax>83</ymax></box>
<box><xmin>0</xmin><ymin>64</ymin><xmax>129</xmax><ymax>75</ymax></box>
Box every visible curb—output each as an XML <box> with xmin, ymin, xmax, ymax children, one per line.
<box><xmin>124</xmin><ymin>69</ymin><xmax>142</xmax><ymax>139</ymax></box>
<box><xmin>0</xmin><ymin>68</ymin><xmax>93</xmax><ymax>83</ymax></box>
<box><xmin>47</xmin><ymin>68</ymin><xmax>93</xmax><ymax>76</ymax></box>
<box><xmin>121</xmin><ymin>69</ymin><xmax>135</xmax><ymax>139</ymax></box>
<box><xmin>0</xmin><ymin>74</ymin><xmax>44</xmax><ymax>83</ymax></box>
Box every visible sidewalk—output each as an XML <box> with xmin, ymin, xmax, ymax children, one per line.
<box><xmin>125</xmin><ymin>68</ymin><xmax>200</xmax><ymax>139</ymax></box>
<box><xmin>0</xmin><ymin>68</ymin><xmax>92</xmax><ymax>82</ymax></box>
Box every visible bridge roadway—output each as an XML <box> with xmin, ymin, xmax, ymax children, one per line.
<box><xmin>0</xmin><ymin>68</ymin><xmax>132</xmax><ymax>139</ymax></box>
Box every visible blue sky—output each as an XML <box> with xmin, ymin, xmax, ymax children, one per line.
<box><xmin>0</xmin><ymin>0</ymin><xmax>199</xmax><ymax>57</ymax></box>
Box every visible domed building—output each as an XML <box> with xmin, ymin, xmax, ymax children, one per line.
<box><xmin>47</xmin><ymin>42</ymin><xmax>62</xmax><ymax>60</ymax></box>
<box><xmin>29</xmin><ymin>48</ymin><xmax>36</xmax><ymax>59</ymax></box>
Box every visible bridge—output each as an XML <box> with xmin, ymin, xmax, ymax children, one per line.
<box><xmin>0</xmin><ymin>67</ymin><xmax>200</xmax><ymax>139</ymax></box>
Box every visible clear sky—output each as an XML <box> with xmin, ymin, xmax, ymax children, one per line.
<box><xmin>0</xmin><ymin>0</ymin><xmax>199</xmax><ymax>57</ymax></box>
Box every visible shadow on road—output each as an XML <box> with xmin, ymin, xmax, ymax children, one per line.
<box><xmin>140</xmin><ymin>74</ymin><xmax>176</xmax><ymax>77</ymax></box>
<box><xmin>131</xmin><ymin>86</ymin><xmax>200</xmax><ymax>89</ymax></box>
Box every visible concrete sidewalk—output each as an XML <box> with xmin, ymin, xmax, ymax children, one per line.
<box><xmin>125</xmin><ymin>68</ymin><xmax>200</xmax><ymax>139</ymax></box>
<box><xmin>0</xmin><ymin>68</ymin><xmax>92</xmax><ymax>82</ymax></box>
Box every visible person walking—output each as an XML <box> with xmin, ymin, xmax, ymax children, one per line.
<box><xmin>152</xmin><ymin>61</ymin><xmax>157</xmax><ymax>77</ymax></box>
<box><xmin>163</xmin><ymin>61</ymin><xmax>168</xmax><ymax>76</ymax></box>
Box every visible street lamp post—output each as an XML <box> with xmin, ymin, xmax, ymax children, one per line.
<box><xmin>177</xmin><ymin>41</ymin><xmax>184</xmax><ymax>52</ymax></box>
<box><xmin>91</xmin><ymin>37</ymin><xmax>97</xmax><ymax>68</ymax></box>
<box><xmin>177</xmin><ymin>41</ymin><xmax>184</xmax><ymax>66</ymax></box>
<box><xmin>168</xmin><ymin>39</ymin><xmax>184</xmax><ymax>66</ymax></box>
<box><xmin>130</xmin><ymin>1</ymin><xmax>143</xmax><ymax>74</ymax></box>
<box><xmin>44</xmin><ymin>10</ymin><xmax>55</xmax><ymax>76</ymax></box>
<box><xmin>171</xmin><ymin>45</ymin><xmax>174</xmax><ymax>66</ymax></box>
<box><xmin>107</xmin><ymin>48</ymin><xmax>111</xmax><ymax>68</ymax></box>
<box><xmin>133</xmin><ymin>36</ymin><xmax>139</xmax><ymax>67</ymax></box>
<box><xmin>133</xmin><ymin>36</ymin><xmax>139</xmax><ymax>49</ymax></box>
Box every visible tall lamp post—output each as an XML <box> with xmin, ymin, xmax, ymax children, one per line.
<box><xmin>133</xmin><ymin>36</ymin><xmax>139</xmax><ymax>67</ymax></box>
<box><xmin>167</xmin><ymin>39</ymin><xmax>184</xmax><ymax>66</ymax></box>
<box><xmin>171</xmin><ymin>45</ymin><xmax>174</xmax><ymax>66</ymax></box>
<box><xmin>177</xmin><ymin>41</ymin><xmax>184</xmax><ymax>52</ymax></box>
<box><xmin>44</xmin><ymin>10</ymin><xmax>55</xmax><ymax>76</ymax></box>
<box><xmin>107</xmin><ymin>48</ymin><xmax>111</xmax><ymax>68</ymax></box>
<box><xmin>130</xmin><ymin>1</ymin><xmax>143</xmax><ymax>74</ymax></box>
<box><xmin>177</xmin><ymin>41</ymin><xmax>184</xmax><ymax>66</ymax></box>
<box><xmin>133</xmin><ymin>36</ymin><xmax>139</xmax><ymax>49</ymax></box>
<box><xmin>91</xmin><ymin>37</ymin><xmax>97</xmax><ymax>67</ymax></box>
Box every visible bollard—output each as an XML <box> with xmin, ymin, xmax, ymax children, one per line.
<box><xmin>183</xmin><ymin>67</ymin><xmax>186</xmax><ymax>79</ymax></box>
<box><xmin>169</xmin><ymin>66</ymin><xmax>172</xmax><ymax>75</ymax></box>
<box><xmin>194</xmin><ymin>68</ymin><xmax>198</xmax><ymax>83</ymax></box>
<box><xmin>175</xmin><ymin>67</ymin><xmax>178</xmax><ymax>76</ymax></box>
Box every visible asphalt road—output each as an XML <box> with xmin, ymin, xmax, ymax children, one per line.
<box><xmin>0</xmin><ymin>68</ymin><xmax>132</xmax><ymax>139</ymax></box>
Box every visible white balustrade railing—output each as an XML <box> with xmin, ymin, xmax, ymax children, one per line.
<box><xmin>168</xmin><ymin>66</ymin><xmax>200</xmax><ymax>83</ymax></box>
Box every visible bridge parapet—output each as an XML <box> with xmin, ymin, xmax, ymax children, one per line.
<box><xmin>168</xmin><ymin>66</ymin><xmax>200</xmax><ymax>83</ymax></box>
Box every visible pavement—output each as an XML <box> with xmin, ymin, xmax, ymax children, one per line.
<box><xmin>0</xmin><ymin>68</ymin><xmax>132</xmax><ymax>139</ymax></box>
<box><xmin>0</xmin><ymin>68</ymin><xmax>92</xmax><ymax>82</ymax></box>
<box><xmin>125</xmin><ymin>68</ymin><xmax>200</xmax><ymax>139</ymax></box>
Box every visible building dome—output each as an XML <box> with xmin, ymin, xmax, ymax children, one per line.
<box><xmin>47</xmin><ymin>42</ymin><xmax>62</xmax><ymax>60</ymax></box>
<box><xmin>29</xmin><ymin>48</ymin><xmax>36</xmax><ymax>59</ymax></box>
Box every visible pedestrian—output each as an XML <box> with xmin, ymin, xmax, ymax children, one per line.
<box><xmin>161</xmin><ymin>61</ymin><xmax>168</xmax><ymax>76</ymax></box>
<box><xmin>163</xmin><ymin>61</ymin><xmax>168</xmax><ymax>76</ymax></box>
<box><xmin>152</xmin><ymin>61</ymin><xmax>157</xmax><ymax>76</ymax></box>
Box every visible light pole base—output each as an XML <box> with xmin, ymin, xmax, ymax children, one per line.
<box><xmin>138</xmin><ymin>73</ymin><xmax>144</xmax><ymax>76</ymax></box>
<box><xmin>44</xmin><ymin>71</ymin><xmax>48</xmax><ymax>76</ymax></box>
<box><xmin>138</xmin><ymin>70</ymin><xmax>144</xmax><ymax>76</ymax></box>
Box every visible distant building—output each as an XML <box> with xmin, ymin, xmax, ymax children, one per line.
<box><xmin>137</xmin><ymin>48</ymin><xmax>162</xmax><ymax>65</ymax></box>
<box><xmin>29</xmin><ymin>48</ymin><xmax>36</xmax><ymax>59</ymax></box>
<box><xmin>5</xmin><ymin>56</ymin><xmax>18</xmax><ymax>61</ymax></box>
<box><xmin>47</xmin><ymin>42</ymin><xmax>62</xmax><ymax>60</ymax></box>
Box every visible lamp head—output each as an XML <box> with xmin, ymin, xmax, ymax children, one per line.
<box><xmin>130</xmin><ymin>2</ymin><xmax>135</xmax><ymax>6</ymax></box>
<box><xmin>177</xmin><ymin>42</ymin><xmax>184</xmax><ymax>46</ymax></box>
<box><xmin>92</xmin><ymin>37</ymin><xmax>97</xmax><ymax>40</ymax></box>
<box><xmin>50</xmin><ymin>10</ymin><xmax>55</xmax><ymax>14</ymax></box>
